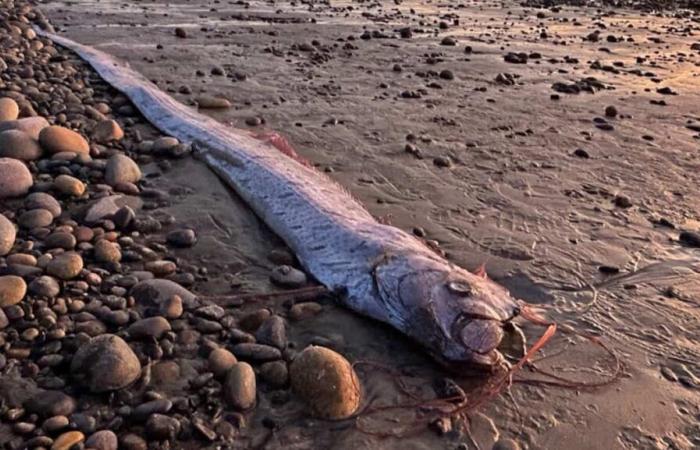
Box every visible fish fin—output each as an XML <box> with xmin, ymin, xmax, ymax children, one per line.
<box><xmin>253</xmin><ymin>131</ymin><xmax>312</xmax><ymax>167</ymax></box>
<box><xmin>474</xmin><ymin>263</ymin><xmax>488</xmax><ymax>279</ymax></box>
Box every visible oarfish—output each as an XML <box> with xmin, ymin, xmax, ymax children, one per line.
<box><xmin>38</xmin><ymin>30</ymin><xmax>521</xmax><ymax>370</ymax></box>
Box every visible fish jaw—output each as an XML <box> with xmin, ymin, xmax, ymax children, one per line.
<box><xmin>373</xmin><ymin>253</ymin><xmax>520</xmax><ymax>370</ymax></box>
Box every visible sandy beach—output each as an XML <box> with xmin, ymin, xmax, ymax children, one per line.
<box><xmin>0</xmin><ymin>0</ymin><xmax>699</xmax><ymax>449</ymax></box>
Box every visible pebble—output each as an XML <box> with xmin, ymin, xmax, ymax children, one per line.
<box><xmin>25</xmin><ymin>391</ymin><xmax>77</xmax><ymax>417</ymax></box>
<box><xmin>289</xmin><ymin>346</ymin><xmax>361</xmax><ymax>419</ymax></box>
<box><xmin>105</xmin><ymin>154</ymin><xmax>141</xmax><ymax>186</ymax></box>
<box><xmin>93</xmin><ymin>120</ymin><xmax>124</xmax><ymax>143</ymax></box>
<box><xmin>39</xmin><ymin>126</ymin><xmax>90</xmax><ymax>155</ymax></box>
<box><xmin>127</xmin><ymin>316</ymin><xmax>171</xmax><ymax>339</ymax></box>
<box><xmin>145</xmin><ymin>259</ymin><xmax>177</xmax><ymax>276</ymax></box>
<box><xmin>45</xmin><ymin>231</ymin><xmax>77</xmax><ymax>249</ymax></box>
<box><xmin>120</xmin><ymin>433</ymin><xmax>147</xmax><ymax>450</ymax></box>
<box><xmin>18</xmin><ymin>208</ymin><xmax>53</xmax><ymax>229</ymax></box>
<box><xmin>224</xmin><ymin>362</ymin><xmax>256</xmax><ymax>410</ymax></box>
<box><xmin>26</xmin><ymin>192</ymin><xmax>62</xmax><ymax>217</ymax></box>
<box><xmin>196</xmin><ymin>95</ymin><xmax>231</xmax><ymax>109</ymax></box>
<box><xmin>0</xmin><ymin>213</ymin><xmax>16</xmax><ymax>255</ymax></box>
<box><xmin>260</xmin><ymin>360</ymin><xmax>289</xmax><ymax>387</ymax></box>
<box><xmin>84</xmin><ymin>195</ymin><xmax>122</xmax><ymax>223</ymax></box>
<box><xmin>0</xmin><ymin>129</ymin><xmax>43</xmax><ymax>160</ymax></box>
<box><xmin>0</xmin><ymin>275</ymin><xmax>27</xmax><ymax>307</ymax></box>
<box><xmin>161</xmin><ymin>294</ymin><xmax>183</xmax><ymax>319</ymax></box>
<box><xmin>270</xmin><ymin>265</ymin><xmax>307</xmax><ymax>288</ymax></box>
<box><xmin>174</xmin><ymin>27</ymin><xmax>187</xmax><ymax>38</ymax></box>
<box><xmin>51</xmin><ymin>431</ymin><xmax>84</xmax><ymax>450</ymax></box>
<box><xmin>289</xmin><ymin>302</ymin><xmax>323</xmax><ymax>321</ymax></box>
<box><xmin>46</xmin><ymin>252</ymin><xmax>83</xmax><ymax>280</ymax></box>
<box><xmin>166</xmin><ymin>228</ymin><xmax>197</xmax><ymax>247</ymax></box>
<box><xmin>209</xmin><ymin>347</ymin><xmax>238</xmax><ymax>377</ymax></box>
<box><xmin>130</xmin><ymin>279</ymin><xmax>197</xmax><ymax>309</ymax></box>
<box><xmin>153</xmin><ymin>136</ymin><xmax>179</xmax><ymax>152</ymax></box>
<box><xmin>85</xmin><ymin>430</ymin><xmax>118</xmax><ymax>450</ymax></box>
<box><xmin>679</xmin><ymin>231</ymin><xmax>700</xmax><ymax>247</ymax></box>
<box><xmin>0</xmin><ymin>157</ymin><xmax>33</xmax><ymax>198</ymax></box>
<box><xmin>255</xmin><ymin>315</ymin><xmax>287</xmax><ymax>349</ymax></box>
<box><xmin>42</xmin><ymin>415</ymin><xmax>70</xmax><ymax>433</ymax></box>
<box><xmin>94</xmin><ymin>239</ymin><xmax>122</xmax><ymax>263</ymax></box>
<box><xmin>132</xmin><ymin>399</ymin><xmax>173</xmax><ymax>421</ymax></box>
<box><xmin>0</xmin><ymin>97</ymin><xmax>19</xmax><ymax>121</ymax></box>
<box><xmin>0</xmin><ymin>116</ymin><xmax>49</xmax><ymax>140</ymax></box>
<box><xmin>145</xmin><ymin>413</ymin><xmax>180</xmax><ymax>440</ymax></box>
<box><xmin>232</xmin><ymin>343</ymin><xmax>282</xmax><ymax>361</ymax></box>
<box><xmin>53</xmin><ymin>174</ymin><xmax>86</xmax><ymax>197</ymax></box>
<box><xmin>71</xmin><ymin>334</ymin><xmax>141</xmax><ymax>392</ymax></box>
<box><xmin>29</xmin><ymin>275</ymin><xmax>61</xmax><ymax>297</ymax></box>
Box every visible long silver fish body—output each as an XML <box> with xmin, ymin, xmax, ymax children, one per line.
<box><xmin>39</xmin><ymin>29</ymin><xmax>520</xmax><ymax>369</ymax></box>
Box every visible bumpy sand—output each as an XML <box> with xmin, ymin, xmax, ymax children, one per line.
<box><xmin>42</xmin><ymin>0</ymin><xmax>700</xmax><ymax>448</ymax></box>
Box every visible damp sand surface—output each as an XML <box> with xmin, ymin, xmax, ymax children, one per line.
<box><xmin>40</xmin><ymin>1</ymin><xmax>700</xmax><ymax>448</ymax></box>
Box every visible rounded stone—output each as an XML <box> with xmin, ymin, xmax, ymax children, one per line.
<box><xmin>94</xmin><ymin>239</ymin><xmax>121</xmax><ymax>263</ymax></box>
<box><xmin>260</xmin><ymin>360</ymin><xmax>289</xmax><ymax>388</ymax></box>
<box><xmin>25</xmin><ymin>192</ymin><xmax>61</xmax><ymax>218</ymax></box>
<box><xmin>44</xmin><ymin>231</ymin><xmax>77</xmax><ymax>250</ymax></box>
<box><xmin>270</xmin><ymin>265</ymin><xmax>307</xmax><ymax>288</ymax></box>
<box><xmin>0</xmin><ymin>275</ymin><xmax>27</xmax><ymax>307</ymax></box>
<box><xmin>289</xmin><ymin>346</ymin><xmax>361</xmax><ymax>419</ymax></box>
<box><xmin>25</xmin><ymin>391</ymin><xmax>77</xmax><ymax>417</ymax></box>
<box><xmin>52</xmin><ymin>431</ymin><xmax>84</xmax><ymax>450</ymax></box>
<box><xmin>85</xmin><ymin>430</ymin><xmax>118</xmax><ymax>450</ymax></box>
<box><xmin>0</xmin><ymin>213</ymin><xmax>16</xmax><ymax>255</ymax></box>
<box><xmin>166</xmin><ymin>228</ymin><xmax>196</xmax><ymax>247</ymax></box>
<box><xmin>0</xmin><ymin>157</ymin><xmax>32</xmax><ymax>198</ymax></box>
<box><xmin>29</xmin><ymin>275</ymin><xmax>61</xmax><ymax>297</ymax></box>
<box><xmin>0</xmin><ymin>129</ymin><xmax>43</xmax><ymax>160</ymax></box>
<box><xmin>224</xmin><ymin>362</ymin><xmax>256</xmax><ymax>410</ymax></box>
<box><xmin>53</xmin><ymin>174</ymin><xmax>86</xmax><ymax>197</ymax></box>
<box><xmin>119</xmin><ymin>433</ymin><xmax>147</xmax><ymax>450</ymax></box>
<box><xmin>18</xmin><ymin>208</ymin><xmax>53</xmax><ymax>229</ymax></box>
<box><xmin>160</xmin><ymin>294</ymin><xmax>183</xmax><ymax>319</ymax></box>
<box><xmin>208</xmin><ymin>348</ymin><xmax>238</xmax><ymax>378</ymax></box>
<box><xmin>127</xmin><ymin>316</ymin><xmax>171</xmax><ymax>340</ymax></box>
<box><xmin>39</xmin><ymin>126</ymin><xmax>90</xmax><ymax>155</ymax></box>
<box><xmin>92</xmin><ymin>120</ymin><xmax>124</xmax><ymax>143</ymax></box>
<box><xmin>70</xmin><ymin>334</ymin><xmax>141</xmax><ymax>392</ymax></box>
<box><xmin>105</xmin><ymin>154</ymin><xmax>141</xmax><ymax>187</ymax></box>
<box><xmin>46</xmin><ymin>252</ymin><xmax>83</xmax><ymax>280</ymax></box>
<box><xmin>0</xmin><ymin>97</ymin><xmax>19</xmax><ymax>121</ymax></box>
<box><xmin>0</xmin><ymin>116</ymin><xmax>50</xmax><ymax>140</ymax></box>
<box><xmin>145</xmin><ymin>414</ymin><xmax>180</xmax><ymax>441</ymax></box>
<box><xmin>130</xmin><ymin>279</ymin><xmax>197</xmax><ymax>309</ymax></box>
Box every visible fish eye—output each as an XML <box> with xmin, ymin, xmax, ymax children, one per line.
<box><xmin>446</xmin><ymin>281</ymin><xmax>472</xmax><ymax>296</ymax></box>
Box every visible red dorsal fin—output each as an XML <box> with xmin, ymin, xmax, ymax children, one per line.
<box><xmin>474</xmin><ymin>263</ymin><xmax>488</xmax><ymax>279</ymax></box>
<box><xmin>253</xmin><ymin>131</ymin><xmax>312</xmax><ymax>167</ymax></box>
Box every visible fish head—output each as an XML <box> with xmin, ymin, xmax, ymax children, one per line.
<box><xmin>382</xmin><ymin>257</ymin><xmax>520</xmax><ymax>371</ymax></box>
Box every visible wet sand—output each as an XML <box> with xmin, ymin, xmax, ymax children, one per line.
<box><xmin>36</xmin><ymin>0</ymin><xmax>700</xmax><ymax>449</ymax></box>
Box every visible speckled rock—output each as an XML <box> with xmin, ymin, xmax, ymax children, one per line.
<box><xmin>290</xmin><ymin>346</ymin><xmax>361</xmax><ymax>419</ymax></box>
<box><xmin>0</xmin><ymin>157</ymin><xmax>32</xmax><ymax>198</ymax></box>
<box><xmin>0</xmin><ymin>213</ymin><xmax>16</xmax><ymax>255</ymax></box>
<box><xmin>104</xmin><ymin>154</ymin><xmax>141</xmax><ymax>186</ymax></box>
<box><xmin>0</xmin><ymin>275</ymin><xmax>27</xmax><ymax>307</ymax></box>
<box><xmin>46</xmin><ymin>252</ymin><xmax>83</xmax><ymax>280</ymax></box>
<box><xmin>70</xmin><ymin>334</ymin><xmax>141</xmax><ymax>392</ymax></box>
